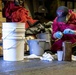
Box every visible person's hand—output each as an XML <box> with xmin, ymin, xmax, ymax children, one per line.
<box><xmin>63</xmin><ymin>29</ymin><xmax>75</xmax><ymax>34</ymax></box>
<box><xmin>53</xmin><ymin>31</ymin><xmax>63</xmax><ymax>39</ymax></box>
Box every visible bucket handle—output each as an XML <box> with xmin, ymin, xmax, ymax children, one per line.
<box><xmin>3</xmin><ymin>28</ymin><xmax>16</xmax><ymax>39</ymax></box>
<box><xmin>3</xmin><ymin>39</ymin><xmax>25</xmax><ymax>50</ymax></box>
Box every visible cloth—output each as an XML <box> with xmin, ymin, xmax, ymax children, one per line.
<box><xmin>24</xmin><ymin>54</ymin><xmax>41</xmax><ymax>59</ymax></box>
<box><xmin>40</xmin><ymin>52</ymin><xmax>54</xmax><ymax>61</ymax></box>
<box><xmin>51</xmin><ymin>10</ymin><xmax>76</xmax><ymax>52</ymax></box>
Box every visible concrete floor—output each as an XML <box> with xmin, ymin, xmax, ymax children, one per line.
<box><xmin>0</xmin><ymin>56</ymin><xmax>76</xmax><ymax>75</ymax></box>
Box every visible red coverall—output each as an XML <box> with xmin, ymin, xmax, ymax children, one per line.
<box><xmin>51</xmin><ymin>10</ymin><xmax>76</xmax><ymax>53</ymax></box>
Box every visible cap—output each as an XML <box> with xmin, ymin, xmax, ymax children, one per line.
<box><xmin>56</xmin><ymin>6</ymin><xmax>69</xmax><ymax>22</ymax></box>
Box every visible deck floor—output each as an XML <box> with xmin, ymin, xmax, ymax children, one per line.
<box><xmin>0</xmin><ymin>56</ymin><xmax>76</xmax><ymax>75</ymax></box>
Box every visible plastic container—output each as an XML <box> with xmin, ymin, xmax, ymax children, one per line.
<box><xmin>27</xmin><ymin>39</ymin><xmax>46</xmax><ymax>56</ymax></box>
<box><xmin>2</xmin><ymin>22</ymin><xmax>25</xmax><ymax>61</ymax></box>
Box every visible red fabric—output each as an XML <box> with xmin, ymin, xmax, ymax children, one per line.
<box><xmin>11</xmin><ymin>7</ymin><xmax>38</xmax><ymax>29</ymax></box>
<box><xmin>3</xmin><ymin>1</ymin><xmax>38</xmax><ymax>29</ymax></box>
<box><xmin>3</xmin><ymin>1</ymin><xmax>20</xmax><ymax>21</ymax></box>
<box><xmin>51</xmin><ymin>11</ymin><xmax>76</xmax><ymax>52</ymax></box>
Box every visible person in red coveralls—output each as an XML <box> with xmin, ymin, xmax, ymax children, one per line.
<box><xmin>51</xmin><ymin>6</ymin><xmax>76</xmax><ymax>54</ymax></box>
<box><xmin>3</xmin><ymin>0</ymin><xmax>39</xmax><ymax>29</ymax></box>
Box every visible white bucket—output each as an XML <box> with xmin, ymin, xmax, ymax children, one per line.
<box><xmin>27</xmin><ymin>39</ymin><xmax>46</xmax><ymax>56</ymax></box>
<box><xmin>2</xmin><ymin>29</ymin><xmax>25</xmax><ymax>39</ymax></box>
<box><xmin>2</xmin><ymin>22</ymin><xmax>25</xmax><ymax>29</ymax></box>
<box><xmin>2</xmin><ymin>22</ymin><xmax>25</xmax><ymax>38</ymax></box>
<box><xmin>3</xmin><ymin>37</ymin><xmax>25</xmax><ymax>61</ymax></box>
<box><xmin>2</xmin><ymin>22</ymin><xmax>25</xmax><ymax>61</ymax></box>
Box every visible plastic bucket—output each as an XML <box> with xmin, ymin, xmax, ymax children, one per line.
<box><xmin>37</xmin><ymin>33</ymin><xmax>51</xmax><ymax>50</ymax></box>
<box><xmin>2</xmin><ymin>22</ymin><xmax>25</xmax><ymax>29</ymax></box>
<box><xmin>3</xmin><ymin>37</ymin><xmax>25</xmax><ymax>61</ymax></box>
<box><xmin>27</xmin><ymin>39</ymin><xmax>46</xmax><ymax>56</ymax></box>
<box><xmin>2</xmin><ymin>22</ymin><xmax>25</xmax><ymax>61</ymax></box>
<box><xmin>36</xmin><ymin>33</ymin><xmax>51</xmax><ymax>40</ymax></box>
<box><xmin>2</xmin><ymin>22</ymin><xmax>25</xmax><ymax>38</ymax></box>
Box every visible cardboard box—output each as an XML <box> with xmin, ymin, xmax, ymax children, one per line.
<box><xmin>62</xmin><ymin>41</ymin><xmax>72</xmax><ymax>61</ymax></box>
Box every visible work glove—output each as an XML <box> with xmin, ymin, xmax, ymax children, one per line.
<box><xmin>53</xmin><ymin>31</ymin><xmax>63</xmax><ymax>39</ymax></box>
<box><xmin>63</xmin><ymin>29</ymin><xmax>75</xmax><ymax>34</ymax></box>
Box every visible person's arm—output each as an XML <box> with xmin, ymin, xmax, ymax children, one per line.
<box><xmin>68</xmin><ymin>12</ymin><xmax>76</xmax><ymax>24</ymax></box>
<box><xmin>52</xmin><ymin>18</ymin><xmax>63</xmax><ymax>40</ymax></box>
<box><xmin>63</xmin><ymin>12</ymin><xmax>76</xmax><ymax>34</ymax></box>
<box><xmin>52</xmin><ymin>18</ymin><xmax>59</xmax><ymax>34</ymax></box>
